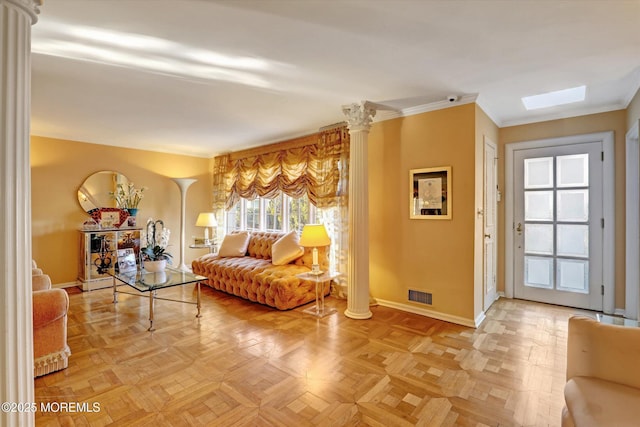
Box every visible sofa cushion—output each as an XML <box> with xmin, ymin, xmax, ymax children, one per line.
<box><xmin>564</xmin><ymin>376</ymin><xmax>640</xmax><ymax>426</ymax></box>
<box><xmin>272</xmin><ymin>231</ymin><xmax>304</xmax><ymax>265</ymax></box>
<box><xmin>218</xmin><ymin>231</ymin><xmax>250</xmax><ymax>257</ymax></box>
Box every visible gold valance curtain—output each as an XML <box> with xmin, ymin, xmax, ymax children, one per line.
<box><xmin>213</xmin><ymin>125</ymin><xmax>349</xmax><ymax>210</ymax></box>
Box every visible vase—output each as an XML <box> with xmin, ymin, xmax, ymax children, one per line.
<box><xmin>144</xmin><ymin>259</ymin><xmax>166</xmax><ymax>272</ymax></box>
<box><xmin>127</xmin><ymin>208</ymin><xmax>138</xmax><ymax>216</ymax></box>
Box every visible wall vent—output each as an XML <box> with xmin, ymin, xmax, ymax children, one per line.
<box><xmin>408</xmin><ymin>289</ymin><xmax>433</xmax><ymax>305</ymax></box>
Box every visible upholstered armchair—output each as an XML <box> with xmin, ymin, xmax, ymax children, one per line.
<box><xmin>32</xmin><ymin>263</ymin><xmax>70</xmax><ymax>377</ymax></box>
<box><xmin>562</xmin><ymin>315</ymin><xmax>640</xmax><ymax>426</ymax></box>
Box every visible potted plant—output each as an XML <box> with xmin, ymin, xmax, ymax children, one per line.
<box><xmin>112</xmin><ymin>182</ymin><xmax>146</xmax><ymax>216</ymax></box>
<box><xmin>141</xmin><ymin>219</ymin><xmax>172</xmax><ymax>272</ymax></box>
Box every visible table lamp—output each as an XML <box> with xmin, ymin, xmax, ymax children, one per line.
<box><xmin>195</xmin><ymin>212</ymin><xmax>217</xmax><ymax>245</ymax></box>
<box><xmin>299</xmin><ymin>224</ymin><xmax>330</xmax><ymax>275</ymax></box>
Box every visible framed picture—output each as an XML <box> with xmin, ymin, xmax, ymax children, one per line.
<box><xmin>116</xmin><ymin>248</ymin><xmax>137</xmax><ymax>273</ymax></box>
<box><xmin>100</xmin><ymin>211</ymin><xmax>120</xmax><ymax>229</ymax></box>
<box><xmin>410</xmin><ymin>166</ymin><xmax>452</xmax><ymax>219</ymax></box>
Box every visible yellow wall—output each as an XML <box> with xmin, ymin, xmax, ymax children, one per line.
<box><xmin>499</xmin><ymin>110</ymin><xmax>628</xmax><ymax>308</ymax></box>
<box><xmin>31</xmin><ymin>136</ymin><xmax>213</xmax><ymax>284</ymax></box>
<box><xmin>628</xmin><ymin>87</ymin><xmax>640</xmax><ymax>131</ymax></box>
<box><xmin>368</xmin><ymin>104</ymin><xmax>478</xmax><ymax>322</ymax></box>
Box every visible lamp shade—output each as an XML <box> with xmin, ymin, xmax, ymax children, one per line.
<box><xmin>299</xmin><ymin>224</ymin><xmax>330</xmax><ymax>247</ymax></box>
<box><xmin>195</xmin><ymin>212</ymin><xmax>217</xmax><ymax>228</ymax></box>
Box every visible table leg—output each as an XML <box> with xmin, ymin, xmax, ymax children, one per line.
<box><xmin>196</xmin><ymin>281</ymin><xmax>202</xmax><ymax>318</ymax></box>
<box><xmin>319</xmin><ymin>280</ymin><xmax>325</xmax><ymax>315</ymax></box>
<box><xmin>148</xmin><ymin>290</ymin><xmax>156</xmax><ymax>331</ymax></box>
<box><xmin>112</xmin><ymin>276</ymin><xmax>118</xmax><ymax>303</ymax></box>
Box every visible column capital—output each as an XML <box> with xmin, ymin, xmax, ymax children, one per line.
<box><xmin>3</xmin><ymin>0</ymin><xmax>42</xmax><ymax>23</ymax></box>
<box><xmin>342</xmin><ymin>101</ymin><xmax>377</xmax><ymax>132</ymax></box>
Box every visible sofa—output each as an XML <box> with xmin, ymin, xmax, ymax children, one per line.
<box><xmin>32</xmin><ymin>261</ymin><xmax>71</xmax><ymax>377</ymax></box>
<box><xmin>192</xmin><ymin>231</ymin><xmax>331</xmax><ymax>310</ymax></box>
<box><xmin>562</xmin><ymin>315</ymin><xmax>640</xmax><ymax>426</ymax></box>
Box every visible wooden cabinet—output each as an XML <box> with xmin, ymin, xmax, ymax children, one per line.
<box><xmin>78</xmin><ymin>227</ymin><xmax>142</xmax><ymax>291</ymax></box>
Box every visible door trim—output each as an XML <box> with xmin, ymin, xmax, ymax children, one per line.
<box><xmin>505</xmin><ymin>131</ymin><xmax>615</xmax><ymax>313</ymax></box>
<box><xmin>483</xmin><ymin>136</ymin><xmax>498</xmax><ymax>311</ymax></box>
<box><xmin>626</xmin><ymin>121</ymin><xmax>639</xmax><ymax>319</ymax></box>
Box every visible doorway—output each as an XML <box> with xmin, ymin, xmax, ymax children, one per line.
<box><xmin>505</xmin><ymin>132</ymin><xmax>615</xmax><ymax>312</ymax></box>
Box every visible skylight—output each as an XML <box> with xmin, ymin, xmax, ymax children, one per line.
<box><xmin>522</xmin><ymin>85</ymin><xmax>586</xmax><ymax>110</ymax></box>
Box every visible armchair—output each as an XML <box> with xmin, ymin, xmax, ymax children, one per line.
<box><xmin>562</xmin><ymin>315</ymin><xmax>640</xmax><ymax>426</ymax></box>
<box><xmin>32</xmin><ymin>263</ymin><xmax>70</xmax><ymax>377</ymax></box>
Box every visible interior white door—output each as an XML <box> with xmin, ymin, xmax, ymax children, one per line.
<box><xmin>513</xmin><ymin>141</ymin><xmax>603</xmax><ymax>311</ymax></box>
<box><xmin>483</xmin><ymin>138</ymin><xmax>498</xmax><ymax>311</ymax></box>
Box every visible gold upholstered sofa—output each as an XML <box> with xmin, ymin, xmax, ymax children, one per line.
<box><xmin>562</xmin><ymin>315</ymin><xmax>640</xmax><ymax>426</ymax></box>
<box><xmin>192</xmin><ymin>231</ymin><xmax>330</xmax><ymax>310</ymax></box>
<box><xmin>32</xmin><ymin>261</ymin><xmax>71</xmax><ymax>377</ymax></box>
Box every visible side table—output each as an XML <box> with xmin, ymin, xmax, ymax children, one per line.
<box><xmin>189</xmin><ymin>243</ymin><xmax>217</xmax><ymax>254</ymax></box>
<box><xmin>297</xmin><ymin>271</ymin><xmax>338</xmax><ymax>318</ymax></box>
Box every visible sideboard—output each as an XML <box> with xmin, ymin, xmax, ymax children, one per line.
<box><xmin>78</xmin><ymin>227</ymin><xmax>142</xmax><ymax>291</ymax></box>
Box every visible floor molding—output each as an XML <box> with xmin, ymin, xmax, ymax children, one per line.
<box><xmin>375</xmin><ymin>298</ymin><xmax>476</xmax><ymax>328</ymax></box>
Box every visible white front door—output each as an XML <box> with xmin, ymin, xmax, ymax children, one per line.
<box><xmin>483</xmin><ymin>138</ymin><xmax>498</xmax><ymax>311</ymax></box>
<box><xmin>513</xmin><ymin>141</ymin><xmax>603</xmax><ymax>311</ymax></box>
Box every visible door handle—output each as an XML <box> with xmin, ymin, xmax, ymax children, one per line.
<box><xmin>484</xmin><ymin>234</ymin><xmax>491</xmax><ymax>238</ymax></box>
<box><xmin>516</xmin><ymin>223</ymin><xmax>522</xmax><ymax>233</ymax></box>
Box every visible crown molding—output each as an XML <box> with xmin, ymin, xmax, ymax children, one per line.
<box><xmin>499</xmin><ymin>102</ymin><xmax>628</xmax><ymax>128</ymax></box>
<box><xmin>372</xmin><ymin>94</ymin><xmax>479</xmax><ymax>123</ymax></box>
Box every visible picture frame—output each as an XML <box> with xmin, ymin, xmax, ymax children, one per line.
<box><xmin>100</xmin><ymin>211</ymin><xmax>120</xmax><ymax>229</ymax></box>
<box><xmin>116</xmin><ymin>248</ymin><xmax>137</xmax><ymax>273</ymax></box>
<box><xmin>410</xmin><ymin>166</ymin><xmax>452</xmax><ymax>219</ymax></box>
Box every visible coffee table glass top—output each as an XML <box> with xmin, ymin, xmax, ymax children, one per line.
<box><xmin>114</xmin><ymin>267</ymin><xmax>205</xmax><ymax>292</ymax></box>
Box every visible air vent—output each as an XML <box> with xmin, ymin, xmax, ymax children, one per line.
<box><xmin>408</xmin><ymin>289</ymin><xmax>432</xmax><ymax>305</ymax></box>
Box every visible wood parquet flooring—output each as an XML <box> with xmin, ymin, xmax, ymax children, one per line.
<box><xmin>34</xmin><ymin>284</ymin><xmax>589</xmax><ymax>426</ymax></box>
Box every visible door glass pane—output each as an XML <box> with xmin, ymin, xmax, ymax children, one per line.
<box><xmin>525</xmin><ymin>191</ymin><xmax>553</xmax><ymax>221</ymax></box>
<box><xmin>525</xmin><ymin>224</ymin><xmax>554</xmax><ymax>255</ymax></box>
<box><xmin>557</xmin><ymin>190</ymin><xmax>588</xmax><ymax>222</ymax></box>
<box><xmin>524</xmin><ymin>157</ymin><xmax>553</xmax><ymax>189</ymax></box>
<box><xmin>557</xmin><ymin>224</ymin><xmax>588</xmax><ymax>257</ymax></box>
<box><xmin>525</xmin><ymin>256</ymin><xmax>553</xmax><ymax>289</ymax></box>
<box><xmin>557</xmin><ymin>259</ymin><xmax>589</xmax><ymax>293</ymax></box>
<box><xmin>557</xmin><ymin>154</ymin><xmax>588</xmax><ymax>187</ymax></box>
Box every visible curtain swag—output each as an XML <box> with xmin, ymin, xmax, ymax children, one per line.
<box><xmin>213</xmin><ymin>125</ymin><xmax>350</xmax><ymax>210</ymax></box>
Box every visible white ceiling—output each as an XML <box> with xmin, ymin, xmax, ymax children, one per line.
<box><xmin>30</xmin><ymin>0</ymin><xmax>640</xmax><ymax>158</ymax></box>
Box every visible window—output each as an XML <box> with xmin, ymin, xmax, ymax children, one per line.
<box><xmin>245</xmin><ymin>198</ymin><xmax>260</xmax><ymax>231</ymax></box>
<box><xmin>225</xmin><ymin>193</ymin><xmax>318</xmax><ymax>235</ymax></box>
<box><xmin>265</xmin><ymin>194</ymin><xmax>283</xmax><ymax>232</ymax></box>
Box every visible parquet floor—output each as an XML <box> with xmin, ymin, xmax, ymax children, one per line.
<box><xmin>34</xmin><ymin>284</ymin><xmax>590</xmax><ymax>426</ymax></box>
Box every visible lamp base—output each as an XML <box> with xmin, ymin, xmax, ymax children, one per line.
<box><xmin>310</xmin><ymin>264</ymin><xmax>322</xmax><ymax>275</ymax></box>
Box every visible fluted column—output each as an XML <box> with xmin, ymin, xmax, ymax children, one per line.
<box><xmin>0</xmin><ymin>1</ymin><xmax>41</xmax><ymax>426</ymax></box>
<box><xmin>342</xmin><ymin>102</ymin><xmax>376</xmax><ymax>320</ymax></box>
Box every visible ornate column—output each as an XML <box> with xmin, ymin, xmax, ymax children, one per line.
<box><xmin>0</xmin><ymin>1</ymin><xmax>41</xmax><ymax>426</ymax></box>
<box><xmin>342</xmin><ymin>101</ymin><xmax>376</xmax><ymax>319</ymax></box>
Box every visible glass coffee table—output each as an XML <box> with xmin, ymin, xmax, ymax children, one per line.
<box><xmin>111</xmin><ymin>267</ymin><xmax>206</xmax><ymax>331</ymax></box>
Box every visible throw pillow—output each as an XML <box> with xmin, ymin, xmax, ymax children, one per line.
<box><xmin>272</xmin><ymin>231</ymin><xmax>304</xmax><ymax>265</ymax></box>
<box><xmin>218</xmin><ymin>231</ymin><xmax>251</xmax><ymax>257</ymax></box>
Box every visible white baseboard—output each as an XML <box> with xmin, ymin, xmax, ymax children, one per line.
<box><xmin>375</xmin><ymin>298</ymin><xmax>477</xmax><ymax>328</ymax></box>
<box><xmin>614</xmin><ymin>308</ymin><xmax>625</xmax><ymax>317</ymax></box>
<box><xmin>474</xmin><ymin>311</ymin><xmax>486</xmax><ymax>328</ymax></box>
<box><xmin>52</xmin><ymin>281</ymin><xmax>81</xmax><ymax>289</ymax></box>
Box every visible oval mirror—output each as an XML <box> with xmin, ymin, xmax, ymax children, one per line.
<box><xmin>78</xmin><ymin>171</ymin><xmax>130</xmax><ymax>213</ymax></box>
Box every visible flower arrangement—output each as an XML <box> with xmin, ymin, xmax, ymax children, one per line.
<box><xmin>141</xmin><ymin>218</ymin><xmax>172</xmax><ymax>263</ymax></box>
<box><xmin>112</xmin><ymin>182</ymin><xmax>146</xmax><ymax>209</ymax></box>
